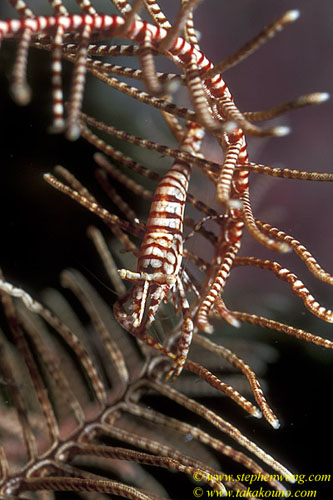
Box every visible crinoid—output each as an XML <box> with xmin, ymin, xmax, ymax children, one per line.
<box><xmin>0</xmin><ymin>0</ymin><xmax>332</xmax><ymax>498</ymax></box>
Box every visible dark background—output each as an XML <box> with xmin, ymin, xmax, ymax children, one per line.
<box><xmin>0</xmin><ymin>1</ymin><xmax>332</xmax><ymax>497</ymax></box>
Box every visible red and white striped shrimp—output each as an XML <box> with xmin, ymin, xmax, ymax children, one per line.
<box><xmin>116</xmin><ymin>122</ymin><xmax>204</xmax><ymax>380</ymax></box>
<box><xmin>0</xmin><ymin>4</ymin><xmax>303</xmax><ymax>364</ymax></box>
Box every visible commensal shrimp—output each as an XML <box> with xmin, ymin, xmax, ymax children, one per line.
<box><xmin>115</xmin><ymin>122</ymin><xmax>204</xmax><ymax>380</ymax></box>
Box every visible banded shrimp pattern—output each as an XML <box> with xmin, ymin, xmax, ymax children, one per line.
<box><xmin>115</xmin><ymin>121</ymin><xmax>205</xmax><ymax>381</ymax></box>
<box><xmin>1</xmin><ymin>0</ymin><xmax>333</xmax><ymax>402</ymax></box>
<box><xmin>0</xmin><ymin>1</ymin><xmax>333</xmax><ymax>497</ymax></box>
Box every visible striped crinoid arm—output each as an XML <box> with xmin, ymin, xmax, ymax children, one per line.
<box><xmin>196</xmin><ymin>235</ymin><xmax>242</xmax><ymax>334</ymax></box>
<box><xmin>0</xmin><ymin>275</ymin><xmax>108</xmax><ymax>409</ymax></box>
<box><xmin>141</xmin><ymin>4</ymin><xmax>293</xmax><ymax>139</ymax></box>
<box><xmin>59</xmin><ymin>268</ymin><xmax>130</xmax><ymax>390</ymax></box>
<box><xmin>113</xmin><ymin>286</ymin><xmax>271</xmax><ymax>420</ymax></box>
<box><xmin>143</xmin><ymin>0</ymin><xmax>170</xmax><ymax>29</ymax></box>
<box><xmin>111</xmin><ymin>0</ymin><xmax>134</xmax><ymax>16</ymax></box>
<box><xmin>214</xmin><ymin>93</ymin><xmax>290</xmax><ymax>138</ymax></box>
<box><xmin>48</xmin><ymin>22</ymin><xmax>67</xmax><ymax>133</ymax></box>
<box><xmin>6</xmin><ymin>1</ymin><xmax>34</xmax><ymax>106</ymax></box>
<box><xmin>95</xmin><ymin>169</ymin><xmax>140</xmax><ymax>224</ymax></box>
<box><xmin>204</xmin><ymin>9</ymin><xmax>301</xmax><ymax>78</ymax></box>
<box><xmin>254</xmin><ymin>219</ymin><xmax>333</xmax><ymax>285</ymax></box>
<box><xmin>184</xmin><ymin>56</ymin><xmax>220</xmax><ymax>133</ymax></box>
<box><xmin>147</xmin><ymin>379</ymin><xmax>295</xmax><ymax>482</ymax></box>
<box><xmin>216</xmin><ymin>137</ymin><xmax>243</xmax><ymax>207</ymax></box>
<box><xmin>43</xmin><ymin>171</ymin><xmax>142</xmax><ymax>254</ymax></box>
<box><xmin>74</xmin><ymin>0</ymin><xmax>98</xmax><ymax>15</ymax></box>
<box><xmin>79</xmin><ymin>112</ymin><xmax>219</xmax><ymax>176</ymax></box>
<box><xmin>0</xmin><ymin>333</ymin><xmax>38</xmax><ymax>464</ymax></box>
<box><xmin>158</xmin><ymin>0</ymin><xmax>202</xmax><ymax>52</ymax></box>
<box><xmin>19</xmin><ymin>478</ymin><xmax>168</xmax><ymax>500</ymax></box>
<box><xmin>9</xmin><ymin>26</ymin><xmax>33</xmax><ymax>105</ymax></box>
<box><xmin>17</xmin><ymin>304</ymin><xmax>86</xmax><ymax>426</ymax></box>
<box><xmin>243</xmin><ymin>92</ymin><xmax>330</xmax><ymax>122</ymax></box>
<box><xmin>0</xmin><ymin>272</ymin><xmax>60</xmax><ymax>445</ymax></box>
<box><xmin>240</xmin><ymin>189</ymin><xmax>291</xmax><ymax>253</ymax></box>
<box><xmin>94</xmin><ymin>408</ymin><xmax>271</xmax><ymax>497</ymax></box>
<box><xmin>121</xmin><ymin>1</ymin><xmax>163</xmax><ymax>97</ymax></box>
<box><xmin>7</xmin><ymin>0</ymin><xmax>34</xmax><ymax>18</ymax></box>
<box><xmin>229</xmin><ymin>311</ymin><xmax>333</xmax><ymax>350</ymax></box>
<box><xmin>64</xmin><ymin>21</ymin><xmax>94</xmax><ymax>141</ymax></box>
<box><xmin>1</xmin><ymin>0</ymin><xmax>293</xmax><ymax>142</ymax></box>
<box><xmin>181</xmin><ymin>0</ymin><xmax>201</xmax><ymax>50</ymax></box>
<box><xmin>193</xmin><ymin>333</ymin><xmax>279</xmax><ymax>428</ymax></box>
<box><xmin>73</xmin><ymin>425</ymin><xmax>225</xmax><ymax>493</ymax></box>
<box><xmin>123</xmin><ymin>402</ymin><xmax>286</xmax><ymax>493</ymax></box>
<box><xmin>87</xmin><ymin>226</ymin><xmax>127</xmax><ymax>296</ymax></box>
<box><xmin>184</xmin><ymin>358</ymin><xmax>261</xmax><ymax>419</ymax></box>
<box><xmin>243</xmin><ymin>162</ymin><xmax>333</xmax><ymax>181</ymax></box>
<box><xmin>3</xmin><ymin>0</ymin><xmax>331</xmax><ymax>154</ymax></box>
<box><xmin>48</xmin><ymin>1</ymin><xmax>69</xmax><ymax>15</ymax></box>
<box><xmin>90</xmin><ymin>421</ymin><xmax>228</xmax><ymax>492</ymax></box>
<box><xmin>81</xmin><ymin>59</ymin><xmax>183</xmax><ymax>89</ymax></box>
<box><xmin>215</xmin><ymin>128</ymin><xmax>248</xmax><ymax>208</ymax></box>
<box><xmin>234</xmin><ymin>257</ymin><xmax>333</xmax><ymax>324</ymax></box>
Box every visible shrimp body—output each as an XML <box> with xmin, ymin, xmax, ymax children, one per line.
<box><xmin>117</xmin><ymin>123</ymin><xmax>204</xmax><ymax>377</ymax></box>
